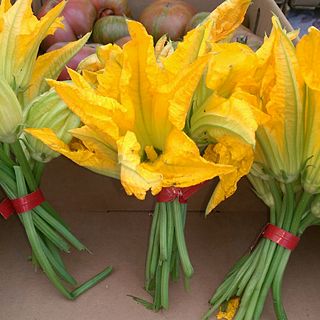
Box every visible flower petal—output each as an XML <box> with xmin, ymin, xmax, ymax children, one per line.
<box><xmin>204</xmin><ymin>135</ymin><xmax>254</xmax><ymax>214</ymax></box>
<box><xmin>26</xmin><ymin>33</ymin><xmax>91</xmax><ymax>102</ymax></box>
<box><xmin>296</xmin><ymin>27</ymin><xmax>320</xmax><ymax>91</ymax></box>
<box><xmin>142</xmin><ymin>128</ymin><xmax>234</xmax><ymax>188</ymax></box>
<box><xmin>25</xmin><ymin>127</ymin><xmax>120</xmax><ymax>178</ymax></box>
<box><xmin>117</xmin><ymin>131</ymin><xmax>162</xmax><ymax>199</ymax></box>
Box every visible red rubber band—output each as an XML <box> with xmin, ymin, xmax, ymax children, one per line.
<box><xmin>156</xmin><ymin>182</ymin><xmax>206</xmax><ymax>203</ymax></box>
<box><xmin>262</xmin><ymin>223</ymin><xmax>300</xmax><ymax>251</ymax></box>
<box><xmin>0</xmin><ymin>198</ymin><xmax>15</xmax><ymax>219</ymax></box>
<box><xmin>11</xmin><ymin>189</ymin><xmax>45</xmax><ymax>214</ymax></box>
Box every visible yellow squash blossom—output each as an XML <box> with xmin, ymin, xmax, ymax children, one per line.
<box><xmin>186</xmin><ymin>43</ymin><xmax>265</xmax><ymax>213</ymax></box>
<box><xmin>0</xmin><ymin>0</ymin><xmax>92</xmax><ymax>143</ymax></box>
<box><xmin>27</xmin><ymin>0</ymin><xmax>261</xmax><ymax>209</ymax></box>
<box><xmin>253</xmin><ymin>17</ymin><xmax>305</xmax><ymax>182</ymax></box>
<box><xmin>0</xmin><ymin>0</ymin><xmax>91</xmax><ymax>104</ymax></box>
<box><xmin>296</xmin><ymin>27</ymin><xmax>320</xmax><ymax>193</ymax></box>
<box><xmin>27</xmin><ymin>20</ymin><xmax>235</xmax><ymax>200</ymax></box>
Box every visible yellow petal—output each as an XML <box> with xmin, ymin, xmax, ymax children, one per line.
<box><xmin>25</xmin><ymin>127</ymin><xmax>120</xmax><ymax>178</ymax></box>
<box><xmin>0</xmin><ymin>0</ymin><xmax>12</xmax><ymax>13</ymax></box>
<box><xmin>0</xmin><ymin>0</ymin><xmax>65</xmax><ymax>87</ymax></box>
<box><xmin>259</xmin><ymin>17</ymin><xmax>304</xmax><ymax>178</ymax></box>
<box><xmin>296</xmin><ymin>27</ymin><xmax>320</xmax><ymax>91</ymax></box>
<box><xmin>208</xmin><ymin>0</ymin><xmax>251</xmax><ymax>43</ymax></box>
<box><xmin>96</xmin><ymin>44</ymin><xmax>124</xmax><ymax>100</ymax></box>
<box><xmin>190</xmin><ymin>94</ymin><xmax>258</xmax><ymax>147</ymax></box>
<box><xmin>0</xmin><ymin>0</ymin><xmax>12</xmax><ymax>32</ymax></box>
<box><xmin>217</xmin><ymin>297</ymin><xmax>240</xmax><ymax>320</ymax></box>
<box><xmin>77</xmin><ymin>53</ymin><xmax>104</xmax><ymax>73</ymax></box>
<box><xmin>47</xmin><ymin>78</ymin><xmax>123</xmax><ymax>144</ymax></box>
<box><xmin>142</xmin><ymin>128</ymin><xmax>234</xmax><ymax>188</ymax></box>
<box><xmin>163</xmin><ymin>25</ymin><xmax>207</xmax><ymax>75</ymax></box>
<box><xmin>121</xmin><ymin>20</ymin><xmax>164</xmax><ymax>147</ymax></box>
<box><xmin>145</xmin><ymin>145</ymin><xmax>158</xmax><ymax>162</ymax></box>
<box><xmin>206</xmin><ymin>42</ymin><xmax>257</xmax><ymax>95</ymax></box>
<box><xmin>204</xmin><ymin>135</ymin><xmax>254</xmax><ymax>214</ymax></box>
<box><xmin>168</xmin><ymin>54</ymin><xmax>210</xmax><ymax>130</ymax></box>
<box><xmin>302</xmin><ymin>89</ymin><xmax>320</xmax><ymax>193</ymax></box>
<box><xmin>26</xmin><ymin>33</ymin><xmax>91</xmax><ymax>102</ymax></box>
<box><xmin>117</xmin><ymin>131</ymin><xmax>162</xmax><ymax>199</ymax></box>
<box><xmin>164</xmin><ymin>0</ymin><xmax>251</xmax><ymax>72</ymax></box>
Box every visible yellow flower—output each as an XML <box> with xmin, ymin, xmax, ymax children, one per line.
<box><xmin>216</xmin><ymin>297</ymin><xmax>240</xmax><ymax>320</ymax></box>
<box><xmin>0</xmin><ymin>0</ymin><xmax>64</xmax><ymax>90</ymax></box>
<box><xmin>296</xmin><ymin>27</ymin><xmax>320</xmax><ymax>193</ymax></box>
<box><xmin>186</xmin><ymin>42</ymin><xmax>264</xmax><ymax>214</ymax></box>
<box><xmin>203</xmin><ymin>136</ymin><xmax>254</xmax><ymax>214</ymax></box>
<box><xmin>27</xmin><ymin>20</ymin><xmax>235</xmax><ymax>200</ymax></box>
<box><xmin>163</xmin><ymin>0</ymin><xmax>251</xmax><ymax>76</ymax></box>
<box><xmin>253</xmin><ymin>17</ymin><xmax>305</xmax><ymax>182</ymax></box>
<box><xmin>0</xmin><ymin>0</ymin><xmax>91</xmax><ymax>105</ymax></box>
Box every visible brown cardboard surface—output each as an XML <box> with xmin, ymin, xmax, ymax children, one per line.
<box><xmin>1</xmin><ymin>159</ymin><xmax>320</xmax><ymax>319</ymax></box>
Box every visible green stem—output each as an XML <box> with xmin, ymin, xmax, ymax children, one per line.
<box><xmin>14</xmin><ymin>166</ymin><xmax>73</xmax><ymax>299</ymax></box>
<box><xmin>299</xmin><ymin>212</ymin><xmax>318</xmax><ymax>235</ymax></box>
<box><xmin>290</xmin><ymin>191</ymin><xmax>313</xmax><ymax>235</ymax></box>
<box><xmin>270</xmin><ymin>191</ymin><xmax>313</xmax><ymax>319</ymax></box>
<box><xmin>252</xmin><ymin>183</ymin><xmax>295</xmax><ymax>319</ymax></box>
<box><xmin>34</xmin><ymin>205</ymin><xmax>87</xmax><ymax>251</ymax></box>
<box><xmin>70</xmin><ymin>266</ymin><xmax>113</xmax><ymax>299</ymax></box>
<box><xmin>10</xmin><ymin>140</ymin><xmax>37</xmax><ymax>191</ymax></box>
<box><xmin>33</xmin><ymin>161</ymin><xmax>45</xmax><ymax>185</ymax></box>
<box><xmin>160</xmin><ymin>202</ymin><xmax>174</xmax><ymax>309</ymax></box>
<box><xmin>0</xmin><ymin>145</ymin><xmax>15</xmax><ymax>167</ymax></box>
<box><xmin>173</xmin><ymin>199</ymin><xmax>193</xmax><ymax>278</ymax></box>
<box><xmin>271</xmin><ymin>249</ymin><xmax>291</xmax><ymax>320</ymax></box>
<box><xmin>145</xmin><ymin>203</ymin><xmax>160</xmax><ymax>288</ymax></box>
<box><xmin>159</xmin><ymin>203</ymin><xmax>168</xmax><ymax>261</ymax></box>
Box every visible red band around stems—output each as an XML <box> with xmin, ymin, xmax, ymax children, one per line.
<box><xmin>156</xmin><ymin>182</ymin><xmax>206</xmax><ymax>203</ymax></box>
<box><xmin>262</xmin><ymin>223</ymin><xmax>300</xmax><ymax>251</ymax></box>
<box><xmin>0</xmin><ymin>198</ymin><xmax>15</xmax><ymax>219</ymax></box>
<box><xmin>11</xmin><ymin>189</ymin><xmax>45</xmax><ymax>214</ymax></box>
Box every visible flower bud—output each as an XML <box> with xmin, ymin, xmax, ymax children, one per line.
<box><xmin>23</xmin><ymin>87</ymin><xmax>80</xmax><ymax>162</ymax></box>
<box><xmin>0</xmin><ymin>78</ymin><xmax>23</xmax><ymax>143</ymax></box>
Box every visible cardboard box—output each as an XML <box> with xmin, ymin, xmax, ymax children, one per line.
<box><xmin>289</xmin><ymin>0</ymin><xmax>320</xmax><ymax>8</ymax></box>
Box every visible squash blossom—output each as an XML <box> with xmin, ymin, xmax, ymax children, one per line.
<box><xmin>23</xmin><ymin>87</ymin><xmax>80</xmax><ymax>163</ymax></box>
<box><xmin>26</xmin><ymin>20</ymin><xmax>238</xmax><ymax>200</ymax></box>
<box><xmin>27</xmin><ymin>0</ymin><xmax>267</xmax><ymax>311</ymax></box>
<box><xmin>253</xmin><ymin>17</ymin><xmax>305</xmax><ymax>183</ymax></box>
<box><xmin>0</xmin><ymin>0</ymin><xmax>90</xmax><ymax>141</ymax></box>
<box><xmin>205</xmin><ymin>21</ymin><xmax>320</xmax><ymax>320</ymax></box>
<box><xmin>296</xmin><ymin>27</ymin><xmax>320</xmax><ymax>194</ymax></box>
<box><xmin>0</xmin><ymin>0</ymin><xmax>112</xmax><ymax>299</ymax></box>
<box><xmin>27</xmin><ymin>0</ymin><xmax>258</xmax><ymax>207</ymax></box>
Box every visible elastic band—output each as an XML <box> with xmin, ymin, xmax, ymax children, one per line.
<box><xmin>11</xmin><ymin>189</ymin><xmax>45</xmax><ymax>214</ymax></box>
<box><xmin>156</xmin><ymin>182</ymin><xmax>206</xmax><ymax>203</ymax></box>
<box><xmin>0</xmin><ymin>198</ymin><xmax>15</xmax><ymax>219</ymax></box>
<box><xmin>262</xmin><ymin>223</ymin><xmax>300</xmax><ymax>251</ymax></box>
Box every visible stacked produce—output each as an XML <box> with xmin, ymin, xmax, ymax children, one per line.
<box><xmin>2</xmin><ymin>0</ymin><xmax>320</xmax><ymax>319</ymax></box>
